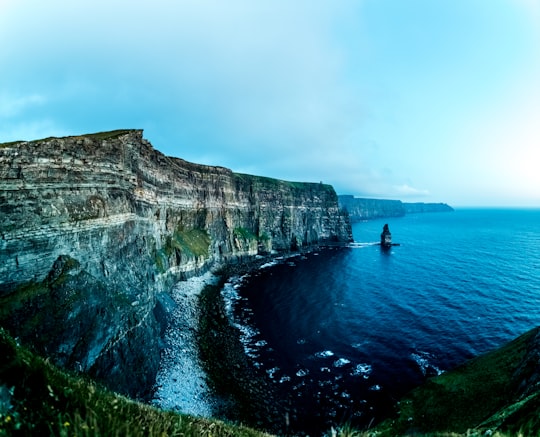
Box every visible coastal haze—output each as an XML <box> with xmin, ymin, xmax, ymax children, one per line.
<box><xmin>2</xmin><ymin>0</ymin><xmax>540</xmax><ymax>207</ymax></box>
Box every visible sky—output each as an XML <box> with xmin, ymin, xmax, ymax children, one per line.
<box><xmin>1</xmin><ymin>0</ymin><xmax>540</xmax><ymax>207</ymax></box>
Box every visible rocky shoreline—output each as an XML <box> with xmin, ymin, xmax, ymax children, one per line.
<box><xmin>198</xmin><ymin>271</ymin><xmax>290</xmax><ymax>434</ymax></box>
<box><xmin>152</xmin><ymin>271</ymin><xmax>220</xmax><ymax>417</ymax></box>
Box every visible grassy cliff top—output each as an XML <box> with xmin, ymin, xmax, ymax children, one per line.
<box><xmin>0</xmin><ymin>129</ymin><xmax>137</xmax><ymax>148</ymax></box>
<box><xmin>233</xmin><ymin>172</ymin><xmax>336</xmax><ymax>193</ymax></box>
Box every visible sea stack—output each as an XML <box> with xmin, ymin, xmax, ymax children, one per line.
<box><xmin>381</xmin><ymin>224</ymin><xmax>392</xmax><ymax>247</ymax></box>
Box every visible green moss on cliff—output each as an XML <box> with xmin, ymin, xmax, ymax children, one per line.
<box><xmin>79</xmin><ymin>129</ymin><xmax>134</xmax><ymax>141</ymax></box>
<box><xmin>168</xmin><ymin>227</ymin><xmax>211</xmax><ymax>259</ymax></box>
<box><xmin>152</xmin><ymin>227</ymin><xmax>211</xmax><ymax>274</ymax></box>
<box><xmin>233</xmin><ymin>227</ymin><xmax>257</xmax><ymax>242</ymax></box>
<box><xmin>0</xmin><ymin>256</ymin><xmax>80</xmax><ymax>320</ymax></box>
<box><xmin>154</xmin><ymin>248</ymin><xmax>168</xmax><ymax>274</ymax></box>
<box><xmin>0</xmin><ymin>282</ymin><xmax>46</xmax><ymax>320</ymax></box>
<box><xmin>0</xmin><ymin>141</ymin><xmax>23</xmax><ymax>149</ymax></box>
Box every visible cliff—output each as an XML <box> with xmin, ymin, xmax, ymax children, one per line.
<box><xmin>338</xmin><ymin>195</ymin><xmax>453</xmax><ymax>222</ymax></box>
<box><xmin>0</xmin><ymin>129</ymin><xmax>352</xmax><ymax>398</ymax></box>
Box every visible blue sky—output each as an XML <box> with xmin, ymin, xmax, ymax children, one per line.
<box><xmin>1</xmin><ymin>0</ymin><xmax>539</xmax><ymax>206</ymax></box>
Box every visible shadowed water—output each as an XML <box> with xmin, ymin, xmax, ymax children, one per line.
<box><xmin>223</xmin><ymin>209</ymin><xmax>540</xmax><ymax>433</ymax></box>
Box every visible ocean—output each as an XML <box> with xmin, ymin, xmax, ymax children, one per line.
<box><xmin>221</xmin><ymin>208</ymin><xmax>540</xmax><ymax>433</ymax></box>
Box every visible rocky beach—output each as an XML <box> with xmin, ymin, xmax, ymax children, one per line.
<box><xmin>152</xmin><ymin>271</ymin><xmax>219</xmax><ymax>417</ymax></box>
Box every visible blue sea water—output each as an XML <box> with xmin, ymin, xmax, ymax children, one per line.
<box><xmin>222</xmin><ymin>209</ymin><xmax>540</xmax><ymax>433</ymax></box>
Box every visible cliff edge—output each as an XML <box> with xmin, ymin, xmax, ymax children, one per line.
<box><xmin>0</xmin><ymin>129</ymin><xmax>352</xmax><ymax>398</ymax></box>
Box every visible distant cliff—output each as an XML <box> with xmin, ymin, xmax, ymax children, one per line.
<box><xmin>0</xmin><ymin>130</ymin><xmax>352</xmax><ymax>398</ymax></box>
<box><xmin>338</xmin><ymin>195</ymin><xmax>453</xmax><ymax>222</ymax></box>
<box><xmin>338</xmin><ymin>195</ymin><xmax>406</xmax><ymax>220</ymax></box>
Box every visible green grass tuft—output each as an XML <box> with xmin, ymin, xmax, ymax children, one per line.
<box><xmin>233</xmin><ymin>172</ymin><xmax>335</xmax><ymax>192</ymax></box>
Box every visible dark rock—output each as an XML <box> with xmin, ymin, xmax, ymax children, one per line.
<box><xmin>380</xmin><ymin>223</ymin><xmax>392</xmax><ymax>247</ymax></box>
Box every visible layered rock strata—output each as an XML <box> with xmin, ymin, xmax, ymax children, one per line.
<box><xmin>0</xmin><ymin>129</ymin><xmax>352</xmax><ymax>398</ymax></box>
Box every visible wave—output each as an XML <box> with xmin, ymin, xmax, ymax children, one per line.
<box><xmin>296</xmin><ymin>368</ymin><xmax>310</xmax><ymax>377</ymax></box>
<box><xmin>314</xmin><ymin>350</ymin><xmax>335</xmax><ymax>358</ymax></box>
<box><xmin>333</xmin><ymin>358</ymin><xmax>351</xmax><ymax>368</ymax></box>
<box><xmin>351</xmin><ymin>363</ymin><xmax>372</xmax><ymax>379</ymax></box>
<box><xmin>411</xmin><ymin>351</ymin><xmax>444</xmax><ymax>377</ymax></box>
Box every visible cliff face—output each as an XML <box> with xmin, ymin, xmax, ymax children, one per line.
<box><xmin>0</xmin><ymin>130</ymin><xmax>352</xmax><ymax>398</ymax></box>
<box><xmin>338</xmin><ymin>195</ymin><xmax>453</xmax><ymax>222</ymax></box>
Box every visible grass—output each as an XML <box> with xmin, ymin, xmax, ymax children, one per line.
<box><xmin>0</xmin><ymin>141</ymin><xmax>23</xmax><ymax>149</ymax></box>
<box><xmin>373</xmin><ymin>327</ymin><xmax>540</xmax><ymax>436</ymax></box>
<box><xmin>233</xmin><ymin>227</ymin><xmax>257</xmax><ymax>242</ymax></box>
<box><xmin>0</xmin><ymin>327</ymin><xmax>270</xmax><ymax>437</ymax></box>
<box><xmin>77</xmin><ymin>130</ymin><xmax>135</xmax><ymax>141</ymax></box>
<box><xmin>167</xmin><ymin>227</ymin><xmax>211</xmax><ymax>259</ymax></box>
<box><xmin>162</xmin><ymin>226</ymin><xmax>211</xmax><ymax>260</ymax></box>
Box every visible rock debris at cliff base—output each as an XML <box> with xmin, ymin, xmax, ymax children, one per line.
<box><xmin>152</xmin><ymin>272</ymin><xmax>218</xmax><ymax>417</ymax></box>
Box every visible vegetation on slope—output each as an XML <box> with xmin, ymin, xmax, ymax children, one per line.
<box><xmin>2</xmin><ymin>300</ymin><xmax>540</xmax><ymax>437</ymax></box>
<box><xmin>0</xmin><ymin>327</ymin><xmax>270</xmax><ymax>437</ymax></box>
<box><xmin>154</xmin><ymin>227</ymin><xmax>211</xmax><ymax>274</ymax></box>
<box><xmin>373</xmin><ymin>327</ymin><xmax>540</xmax><ymax>436</ymax></box>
